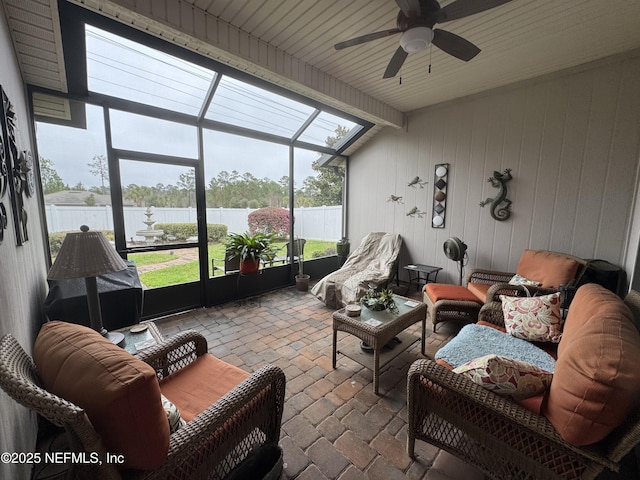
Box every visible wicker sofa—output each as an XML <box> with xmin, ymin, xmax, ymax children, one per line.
<box><xmin>0</xmin><ymin>322</ymin><xmax>285</xmax><ymax>480</ymax></box>
<box><xmin>466</xmin><ymin>249</ymin><xmax>588</xmax><ymax>304</ymax></box>
<box><xmin>407</xmin><ymin>284</ymin><xmax>640</xmax><ymax>479</ymax></box>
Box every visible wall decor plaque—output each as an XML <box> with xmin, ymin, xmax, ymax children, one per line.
<box><xmin>432</xmin><ymin>163</ymin><xmax>449</xmax><ymax>228</ymax></box>
<box><xmin>1</xmin><ymin>86</ymin><xmax>27</xmax><ymax>245</ymax></box>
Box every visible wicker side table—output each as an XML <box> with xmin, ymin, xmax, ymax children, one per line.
<box><xmin>332</xmin><ymin>296</ymin><xmax>427</xmax><ymax>394</ymax></box>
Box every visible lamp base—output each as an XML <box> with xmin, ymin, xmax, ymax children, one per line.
<box><xmin>105</xmin><ymin>331</ymin><xmax>125</xmax><ymax>345</ymax></box>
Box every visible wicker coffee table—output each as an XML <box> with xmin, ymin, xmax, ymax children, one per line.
<box><xmin>332</xmin><ymin>295</ymin><xmax>427</xmax><ymax>394</ymax></box>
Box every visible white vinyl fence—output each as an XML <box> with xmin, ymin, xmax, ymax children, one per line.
<box><xmin>45</xmin><ymin>205</ymin><xmax>342</xmax><ymax>241</ymax></box>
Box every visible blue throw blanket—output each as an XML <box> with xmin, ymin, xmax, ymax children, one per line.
<box><xmin>435</xmin><ymin>324</ymin><xmax>556</xmax><ymax>373</ymax></box>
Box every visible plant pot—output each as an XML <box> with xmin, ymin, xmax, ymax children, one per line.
<box><xmin>295</xmin><ymin>274</ymin><xmax>310</xmax><ymax>291</ymax></box>
<box><xmin>240</xmin><ymin>258</ymin><xmax>260</xmax><ymax>274</ymax></box>
<box><xmin>336</xmin><ymin>241</ymin><xmax>350</xmax><ymax>257</ymax></box>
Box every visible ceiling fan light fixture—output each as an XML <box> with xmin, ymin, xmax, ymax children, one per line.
<box><xmin>400</xmin><ymin>26</ymin><xmax>434</xmax><ymax>53</ymax></box>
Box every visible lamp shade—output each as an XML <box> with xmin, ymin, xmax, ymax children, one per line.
<box><xmin>48</xmin><ymin>225</ymin><xmax>127</xmax><ymax>279</ymax></box>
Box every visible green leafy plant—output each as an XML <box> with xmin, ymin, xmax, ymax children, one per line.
<box><xmin>224</xmin><ymin>231</ymin><xmax>276</xmax><ymax>263</ymax></box>
<box><xmin>360</xmin><ymin>288</ymin><xmax>398</xmax><ymax>312</ymax></box>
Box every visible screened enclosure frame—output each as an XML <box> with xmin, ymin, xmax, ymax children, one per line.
<box><xmin>31</xmin><ymin>1</ymin><xmax>371</xmax><ymax>313</ymax></box>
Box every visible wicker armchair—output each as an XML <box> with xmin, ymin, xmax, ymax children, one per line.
<box><xmin>406</xmin><ymin>289</ymin><xmax>640</xmax><ymax>480</ymax></box>
<box><xmin>466</xmin><ymin>250</ymin><xmax>588</xmax><ymax>303</ymax></box>
<box><xmin>0</xmin><ymin>330</ymin><xmax>285</xmax><ymax>480</ymax></box>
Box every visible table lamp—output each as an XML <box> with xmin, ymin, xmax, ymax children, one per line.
<box><xmin>47</xmin><ymin>225</ymin><xmax>128</xmax><ymax>344</ymax></box>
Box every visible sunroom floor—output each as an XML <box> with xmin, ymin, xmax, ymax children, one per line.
<box><xmin>153</xmin><ymin>282</ymin><xmax>482</xmax><ymax>480</ymax></box>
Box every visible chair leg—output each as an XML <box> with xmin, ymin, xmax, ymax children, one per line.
<box><xmin>407</xmin><ymin>435</ymin><xmax>416</xmax><ymax>459</ymax></box>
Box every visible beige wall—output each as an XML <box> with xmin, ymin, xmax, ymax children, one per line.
<box><xmin>349</xmin><ymin>52</ymin><xmax>640</xmax><ymax>288</ymax></box>
<box><xmin>0</xmin><ymin>5</ymin><xmax>49</xmax><ymax>479</ymax></box>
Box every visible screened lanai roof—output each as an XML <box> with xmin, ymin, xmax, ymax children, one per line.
<box><xmin>81</xmin><ymin>24</ymin><xmax>366</xmax><ymax>155</ymax></box>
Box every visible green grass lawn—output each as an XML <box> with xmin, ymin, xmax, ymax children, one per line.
<box><xmin>138</xmin><ymin>240</ymin><xmax>335</xmax><ymax>288</ymax></box>
<box><xmin>128</xmin><ymin>252</ymin><xmax>176</xmax><ymax>266</ymax></box>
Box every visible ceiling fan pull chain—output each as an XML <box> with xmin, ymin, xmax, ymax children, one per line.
<box><xmin>399</xmin><ymin>76</ymin><xmax>402</xmax><ymax>85</ymax></box>
<box><xmin>428</xmin><ymin>44</ymin><xmax>433</xmax><ymax>74</ymax></box>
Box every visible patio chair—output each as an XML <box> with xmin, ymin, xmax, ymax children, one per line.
<box><xmin>0</xmin><ymin>322</ymin><xmax>285</xmax><ymax>480</ymax></box>
<box><xmin>311</xmin><ymin>232</ymin><xmax>402</xmax><ymax>308</ymax></box>
<box><xmin>269</xmin><ymin>238</ymin><xmax>306</xmax><ymax>265</ymax></box>
<box><xmin>211</xmin><ymin>249</ymin><xmax>240</xmax><ymax>275</ymax></box>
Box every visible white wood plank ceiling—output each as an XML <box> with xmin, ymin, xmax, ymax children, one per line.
<box><xmin>4</xmin><ymin>0</ymin><xmax>640</xmax><ymax>146</ymax></box>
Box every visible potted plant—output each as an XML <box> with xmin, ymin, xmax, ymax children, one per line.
<box><xmin>336</xmin><ymin>236</ymin><xmax>350</xmax><ymax>257</ymax></box>
<box><xmin>224</xmin><ymin>232</ymin><xmax>275</xmax><ymax>274</ymax></box>
<box><xmin>295</xmin><ymin>243</ymin><xmax>310</xmax><ymax>291</ymax></box>
<box><xmin>360</xmin><ymin>287</ymin><xmax>398</xmax><ymax>312</ymax></box>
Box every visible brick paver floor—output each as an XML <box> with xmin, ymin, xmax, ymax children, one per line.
<box><xmin>153</xmin><ymin>283</ymin><xmax>485</xmax><ymax>480</ymax></box>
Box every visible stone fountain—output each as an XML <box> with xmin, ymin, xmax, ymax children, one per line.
<box><xmin>136</xmin><ymin>207</ymin><xmax>164</xmax><ymax>245</ymax></box>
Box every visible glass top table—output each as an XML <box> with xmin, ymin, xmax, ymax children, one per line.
<box><xmin>332</xmin><ymin>295</ymin><xmax>427</xmax><ymax>395</ymax></box>
<box><xmin>112</xmin><ymin>321</ymin><xmax>163</xmax><ymax>354</ymax></box>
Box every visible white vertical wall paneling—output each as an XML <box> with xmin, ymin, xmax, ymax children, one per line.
<box><xmin>556</xmin><ymin>74</ymin><xmax>590</xmax><ymax>256</ymax></box>
<box><xmin>470</xmin><ymin>97</ymin><xmax>493</xmax><ymax>272</ymax></box>
<box><xmin>501</xmin><ymin>90</ymin><xmax>526</xmax><ymax>265</ymax></box>
<box><xmin>599</xmin><ymin>58</ymin><xmax>640</xmax><ymax>265</ymax></box>
<box><xmin>515</xmin><ymin>82</ymin><xmax>546</xmax><ymax>255</ymax></box>
<box><xmin>535</xmin><ymin>78</ymin><xmax>567</xmax><ymax>251</ymax></box>
<box><xmin>594</xmin><ymin>65</ymin><xmax>624</xmax><ymax>259</ymax></box>
<box><xmin>575</xmin><ymin>66</ymin><xmax>619</xmax><ymax>258</ymax></box>
<box><xmin>349</xmin><ymin>53</ymin><xmax>640</xmax><ymax>284</ymax></box>
<box><xmin>618</xmin><ymin>60</ymin><xmax>640</xmax><ymax>275</ymax></box>
<box><xmin>402</xmin><ymin>124</ymin><xmax>419</xmax><ymax>263</ymax></box>
<box><xmin>455</xmin><ymin>103</ymin><xmax>479</xmax><ymax>275</ymax></box>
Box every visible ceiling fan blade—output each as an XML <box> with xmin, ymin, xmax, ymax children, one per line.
<box><xmin>432</xmin><ymin>29</ymin><xmax>481</xmax><ymax>61</ymax></box>
<box><xmin>395</xmin><ymin>0</ymin><xmax>421</xmax><ymax>17</ymax></box>
<box><xmin>334</xmin><ymin>29</ymin><xmax>401</xmax><ymax>50</ymax></box>
<box><xmin>383</xmin><ymin>46</ymin><xmax>409</xmax><ymax>78</ymax></box>
<box><xmin>438</xmin><ymin>0</ymin><xmax>513</xmax><ymax>23</ymax></box>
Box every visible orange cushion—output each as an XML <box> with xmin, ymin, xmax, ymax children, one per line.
<box><xmin>543</xmin><ymin>284</ymin><xmax>640</xmax><ymax>445</ymax></box>
<box><xmin>160</xmin><ymin>353</ymin><xmax>249</xmax><ymax>422</ymax></box>
<box><xmin>33</xmin><ymin>321</ymin><xmax>169</xmax><ymax>470</ymax></box>
<box><xmin>516</xmin><ymin>250</ymin><xmax>580</xmax><ymax>288</ymax></box>
<box><xmin>425</xmin><ymin>284</ymin><xmax>483</xmax><ymax>304</ymax></box>
<box><xmin>466</xmin><ymin>282</ymin><xmax>491</xmax><ymax>302</ymax></box>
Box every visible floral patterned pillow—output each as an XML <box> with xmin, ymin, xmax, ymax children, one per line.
<box><xmin>453</xmin><ymin>354</ymin><xmax>553</xmax><ymax>400</ymax></box>
<box><xmin>161</xmin><ymin>394</ymin><xmax>186</xmax><ymax>434</ymax></box>
<box><xmin>500</xmin><ymin>292</ymin><xmax>563</xmax><ymax>343</ymax></box>
<box><xmin>508</xmin><ymin>274</ymin><xmax>542</xmax><ymax>286</ymax></box>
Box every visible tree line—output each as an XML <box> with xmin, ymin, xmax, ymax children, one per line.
<box><xmin>40</xmin><ymin>127</ymin><xmax>347</xmax><ymax>208</ymax></box>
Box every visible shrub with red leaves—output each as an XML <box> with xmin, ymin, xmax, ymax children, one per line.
<box><xmin>248</xmin><ymin>207</ymin><xmax>290</xmax><ymax>237</ymax></box>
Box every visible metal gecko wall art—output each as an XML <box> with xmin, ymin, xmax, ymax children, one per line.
<box><xmin>479</xmin><ymin>168</ymin><xmax>513</xmax><ymax>221</ymax></box>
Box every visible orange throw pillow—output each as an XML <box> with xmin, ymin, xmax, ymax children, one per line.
<box><xmin>33</xmin><ymin>321</ymin><xmax>169</xmax><ymax>470</ymax></box>
<box><xmin>542</xmin><ymin>284</ymin><xmax>640</xmax><ymax>445</ymax></box>
<box><xmin>516</xmin><ymin>250</ymin><xmax>580</xmax><ymax>288</ymax></box>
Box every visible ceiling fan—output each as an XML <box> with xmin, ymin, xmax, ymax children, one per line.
<box><xmin>334</xmin><ymin>0</ymin><xmax>513</xmax><ymax>78</ymax></box>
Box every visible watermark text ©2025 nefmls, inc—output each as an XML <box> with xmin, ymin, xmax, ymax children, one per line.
<box><xmin>1</xmin><ymin>451</ymin><xmax>125</xmax><ymax>466</ymax></box>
